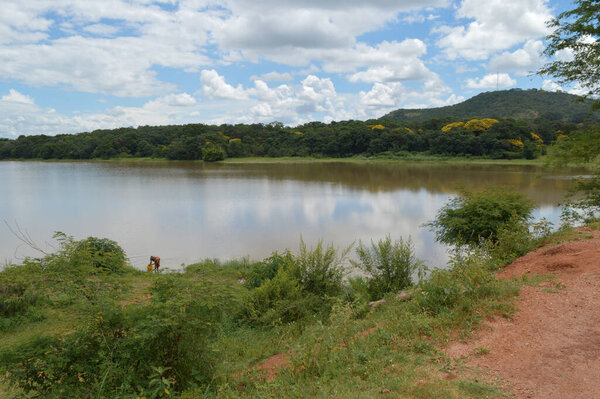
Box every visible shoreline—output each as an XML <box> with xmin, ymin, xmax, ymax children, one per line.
<box><xmin>0</xmin><ymin>155</ymin><xmax>551</xmax><ymax>167</ymax></box>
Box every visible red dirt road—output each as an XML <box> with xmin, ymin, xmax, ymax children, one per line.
<box><xmin>447</xmin><ymin>228</ymin><xmax>600</xmax><ymax>398</ymax></box>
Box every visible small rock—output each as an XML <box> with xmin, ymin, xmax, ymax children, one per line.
<box><xmin>369</xmin><ymin>299</ymin><xmax>386</xmax><ymax>309</ymax></box>
<box><xmin>380</xmin><ymin>388</ymin><xmax>390</xmax><ymax>394</ymax></box>
<box><xmin>396</xmin><ymin>290</ymin><xmax>413</xmax><ymax>301</ymax></box>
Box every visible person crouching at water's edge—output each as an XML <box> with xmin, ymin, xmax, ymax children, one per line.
<box><xmin>149</xmin><ymin>256</ymin><xmax>160</xmax><ymax>273</ymax></box>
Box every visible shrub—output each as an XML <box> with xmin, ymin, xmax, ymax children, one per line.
<box><xmin>561</xmin><ymin>174</ymin><xmax>600</xmax><ymax>224</ymax></box>
<box><xmin>425</xmin><ymin>187</ymin><xmax>535</xmax><ymax>247</ymax></box>
<box><xmin>288</xmin><ymin>239</ymin><xmax>348</xmax><ymax>298</ymax></box>
<box><xmin>415</xmin><ymin>249</ymin><xmax>518</xmax><ymax>316</ymax></box>
<box><xmin>202</xmin><ymin>146</ymin><xmax>226</xmax><ymax>162</ymax></box>
<box><xmin>351</xmin><ymin>235</ymin><xmax>425</xmax><ymax>300</ymax></box>
<box><xmin>245</xmin><ymin>252</ymin><xmax>292</xmax><ymax>288</ymax></box>
<box><xmin>74</xmin><ymin>236</ymin><xmax>128</xmax><ymax>273</ymax></box>
<box><xmin>240</xmin><ymin>239</ymin><xmax>348</xmax><ymax>325</ymax></box>
<box><xmin>0</xmin><ymin>275</ymin><xmax>235</xmax><ymax>397</ymax></box>
<box><xmin>485</xmin><ymin>218</ymin><xmax>553</xmax><ymax>266</ymax></box>
<box><xmin>242</xmin><ymin>268</ymin><xmax>320</xmax><ymax>325</ymax></box>
<box><xmin>0</xmin><ymin>265</ymin><xmax>45</xmax><ymax>330</ymax></box>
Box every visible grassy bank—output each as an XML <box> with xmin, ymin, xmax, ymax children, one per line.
<box><xmin>0</xmin><ymin>219</ymin><xmax>580</xmax><ymax>398</ymax></box>
<box><xmin>1</xmin><ymin>154</ymin><xmax>550</xmax><ymax>167</ymax></box>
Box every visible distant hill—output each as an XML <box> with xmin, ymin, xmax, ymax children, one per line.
<box><xmin>382</xmin><ymin>89</ymin><xmax>599</xmax><ymax>123</ymax></box>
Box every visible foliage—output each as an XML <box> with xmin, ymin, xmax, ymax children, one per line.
<box><xmin>415</xmin><ymin>249</ymin><xmax>518</xmax><ymax>316</ymax></box>
<box><xmin>0</xmin><ymin>222</ymin><xmax>541</xmax><ymax>398</ymax></box>
<box><xmin>74</xmin><ymin>237</ymin><xmax>128</xmax><ymax>273</ymax></box>
<box><xmin>241</xmin><ymin>268</ymin><xmax>320</xmax><ymax>326</ymax></box>
<box><xmin>561</xmin><ymin>175</ymin><xmax>600</xmax><ymax>224</ymax></box>
<box><xmin>0</xmin><ymin>264</ymin><xmax>44</xmax><ymax>330</ymax></box>
<box><xmin>241</xmin><ymin>240</ymin><xmax>348</xmax><ymax>326</ymax></box>
<box><xmin>426</xmin><ymin>188</ymin><xmax>535</xmax><ymax>247</ymax></box>
<box><xmin>288</xmin><ymin>239</ymin><xmax>348</xmax><ymax>298</ymax></box>
<box><xmin>202</xmin><ymin>145</ymin><xmax>226</xmax><ymax>162</ymax></box>
<box><xmin>3</xmin><ymin>90</ymin><xmax>595</xmax><ymax>162</ymax></box>
<box><xmin>539</xmin><ymin>0</ymin><xmax>600</xmax><ymax>109</ymax></box>
<box><xmin>0</xmin><ymin>274</ymin><xmax>236</xmax><ymax>397</ymax></box>
<box><xmin>546</xmin><ymin>125</ymin><xmax>600</xmax><ymax>166</ymax></box>
<box><xmin>351</xmin><ymin>235</ymin><xmax>425</xmax><ymax>300</ymax></box>
<box><xmin>463</xmin><ymin>118</ymin><xmax>499</xmax><ymax>132</ymax></box>
<box><xmin>484</xmin><ymin>218</ymin><xmax>553</xmax><ymax>265</ymax></box>
<box><xmin>384</xmin><ymin>88</ymin><xmax>598</xmax><ymax>123</ymax></box>
<box><xmin>244</xmin><ymin>252</ymin><xmax>292</xmax><ymax>288</ymax></box>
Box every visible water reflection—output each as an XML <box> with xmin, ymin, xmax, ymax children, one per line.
<box><xmin>0</xmin><ymin>161</ymin><xmax>577</xmax><ymax>269</ymax></box>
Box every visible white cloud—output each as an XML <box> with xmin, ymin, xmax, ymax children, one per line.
<box><xmin>0</xmin><ymin>91</ymin><xmax>202</xmax><ymax>137</ymax></box>
<box><xmin>466</xmin><ymin>73</ymin><xmax>516</xmax><ymax>89</ymax></box>
<box><xmin>358</xmin><ymin>78</ymin><xmax>461</xmax><ymax>118</ymax></box>
<box><xmin>1</xmin><ymin>89</ymin><xmax>34</xmax><ymax>105</ymax></box>
<box><xmin>250</xmin><ymin>71</ymin><xmax>294</xmax><ymax>82</ymax></box>
<box><xmin>83</xmin><ymin>23</ymin><xmax>121</xmax><ymax>37</ymax></box>
<box><xmin>488</xmin><ymin>40</ymin><xmax>545</xmax><ymax>76</ymax></box>
<box><xmin>0</xmin><ymin>1</ymin><xmax>215</xmax><ymax>97</ymax></box>
<box><xmin>153</xmin><ymin>93</ymin><xmax>197</xmax><ymax>107</ymax></box>
<box><xmin>200</xmin><ymin>69</ymin><xmax>248</xmax><ymax>100</ymax></box>
<box><xmin>437</xmin><ymin>0</ymin><xmax>551</xmax><ymax>60</ymax></box>
<box><xmin>542</xmin><ymin>79</ymin><xmax>562</xmax><ymax>92</ymax></box>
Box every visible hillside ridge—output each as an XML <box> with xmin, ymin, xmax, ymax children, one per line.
<box><xmin>382</xmin><ymin>89</ymin><xmax>598</xmax><ymax>123</ymax></box>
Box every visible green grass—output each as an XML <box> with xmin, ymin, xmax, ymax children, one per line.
<box><xmin>3</xmin><ymin>221</ymin><xmax>589</xmax><ymax>398</ymax></box>
<box><xmin>2</xmin><ymin>154</ymin><xmax>551</xmax><ymax>167</ymax></box>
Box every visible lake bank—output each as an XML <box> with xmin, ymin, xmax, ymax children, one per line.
<box><xmin>1</xmin><ymin>154</ymin><xmax>551</xmax><ymax>166</ymax></box>
<box><xmin>1</xmin><ymin>220</ymin><xmax>594</xmax><ymax>398</ymax></box>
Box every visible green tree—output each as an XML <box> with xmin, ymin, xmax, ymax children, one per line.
<box><xmin>426</xmin><ymin>188</ymin><xmax>535</xmax><ymax>247</ymax></box>
<box><xmin>539</xmin><ymin>0</ymin><xmax>600</xmax><ymax>108</ymax></box>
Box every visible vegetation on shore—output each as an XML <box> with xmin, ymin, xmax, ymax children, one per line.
<box><xmin>0</xmin><ymin>188</ymin><xmax>571</xmax><ymax>398</ymax></box>
<box><xmin>1</xmin><ymin>92</ymin><xmax>591</xmax><ymax>163</ymax></box>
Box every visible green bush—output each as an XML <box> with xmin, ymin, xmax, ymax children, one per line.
<box><xmin>351</xmin><ymin>235</ymin><xmax>425</xmax><ymax>300</ymax></box>
<box><xmin>415</xmin><ymin>249</ymin><xmax>518</xmax><ymax>316</ymax></box>
<box><xmin>425</xmin><ymin>187</ymin><xmax>535</xmax><ymax>247</ymax></box>
<box><xmin>201</xmin><ymin>146</ymin><xmax>226</xmax><ymax>162</ymax></box>
<box><xmin>288</xmin><ymin>239</ymin><xmax>347</xmax><ymax>298</ymax></box>
<box><xmin>240</xmin><ymin>240</ymin><xmax>348</xmax><ymax>326</ymax></box>
<box><xmin>561</xmin><ymin>174</ymin><xmax>600</xmax><ymax>224</ymax></box>
<box><xmin>245</xmin><ymin>252</ymin><xmax>292</xmax><ymax>288</ymax></box>
<box><xmin>74</xmin><ymin>236</ymin><xmax>129</xmax><ymax>273</ymax></box>
<box><xmin>485</xmin><ymin>218</ymin><xmax>552</xmax><ymax>266</ymax></box>
<box><xmin>242</xmin><ymin>268</ymin><xmax>320</xmax><ymax>325</ymax></box>
<box><xmin>0</xmin><ymin>266</ymin><xmax>45</xmax><ymax>330</ymax></box>
<box><xmin>0</xmin><ymin>274</ymin><xmax>235</xmax><ymax>397</ymax></box>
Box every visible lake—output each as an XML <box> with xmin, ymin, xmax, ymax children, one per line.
<box><xmin>0</xmin><ymin>160</ymin><xmax>577</xmax><ymax>269</ymax></box>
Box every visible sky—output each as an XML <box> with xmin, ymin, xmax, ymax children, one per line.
<box><xmin>0</xmin><ymin>0</ymin><xmax>579</xmax><ymax>138</ymax></box>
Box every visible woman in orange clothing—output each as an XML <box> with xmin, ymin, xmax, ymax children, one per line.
<box><xmin>149</xmin><ymin>256</ymin><xmax>161</xmax><ymax>273</ymax></box>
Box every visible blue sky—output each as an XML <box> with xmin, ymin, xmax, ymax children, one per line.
<box><xmin>0</xmin><ymin>0</ymin><xmax>577</xmax><ymax>137</ymax></box>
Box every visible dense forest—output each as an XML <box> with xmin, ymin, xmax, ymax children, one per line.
<box><xmin>383</xmin><ymin>88</ymin><xmax>599</xmax><ymax>123</ymax></box>
<box><xmin>0</xmin><ymin>112</ymin><xmax>584</xmax><ymax>161</ymax></box>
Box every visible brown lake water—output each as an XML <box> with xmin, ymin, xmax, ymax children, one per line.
<box><xmin>0</xmin><ymin>161</ymin><xmax>578</xmax><ymax>269</ymax></box>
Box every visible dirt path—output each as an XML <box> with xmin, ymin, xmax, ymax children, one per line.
<box><xmin>447</xmin><ymin>228</ymin><xmax>600</xmax><ymax>399</ymax></box>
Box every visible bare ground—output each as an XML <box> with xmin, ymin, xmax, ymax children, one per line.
<box><xmin>447</xmin><ymin>227</ymin><xmax>600</xmax><ymax>399</ymax></box>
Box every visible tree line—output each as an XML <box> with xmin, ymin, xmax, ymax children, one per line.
<box><xmin>0</xmin><ymin>116</ymin><xmax>584</xmax><ymax>161</ymax></box>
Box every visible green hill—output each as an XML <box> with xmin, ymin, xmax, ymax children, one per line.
<box><xmin>382</xmin><ymin>88</ymin><xmax>599</xmax><ymax>123</ymax></box>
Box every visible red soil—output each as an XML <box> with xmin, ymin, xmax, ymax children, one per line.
<box><xmin>447</xmin><ymin>227</ymin><xmax>600</xmax><ymax>398</ymax></box>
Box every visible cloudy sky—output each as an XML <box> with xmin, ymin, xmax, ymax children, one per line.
<box><xmin>0</xmin><ymin>0</ymin><xmax>576</xmax><ymax>137</ymax></box>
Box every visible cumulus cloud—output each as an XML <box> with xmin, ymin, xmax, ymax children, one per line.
<box><xmin>466</xmin><ymin>73</ymin><xmax>516</xmax><ymax>89</ymax></box>
<box><xmin>488</xmin><ymin>40</ymin><xmax>545</xmax><ymax>76</ymax></box>
<box><xmin>250</xmin><ymin>71</ymin><xmax>294</xmax><ymax>82</ymax></box>
<box><xmin>437</xmin><ymin>0</ymin><xmax>551</xmax><ymax>60</ymax></box>
<box><xmin>358</xmin><ymin>78</ymin><xmax>461</xmax><ymax>117</ymax></box>
<box><xmin>542</xmin><ymin>79</ymin><xmax>562</xmax><ymax>92</ymax></box>
<box><xmin>0</xmin><ymin>91</ymin><xmax>201</xmax><ymax>137</ymax></box>
<box><xmin>1</xmin><ymin>89</ymin><xmax>34</xmax><ymax>104</ymax></box>
<box><xmin>200</xmin><ymin>70</ymin><xmax>248</xmax><ymax>100</ymax></box>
